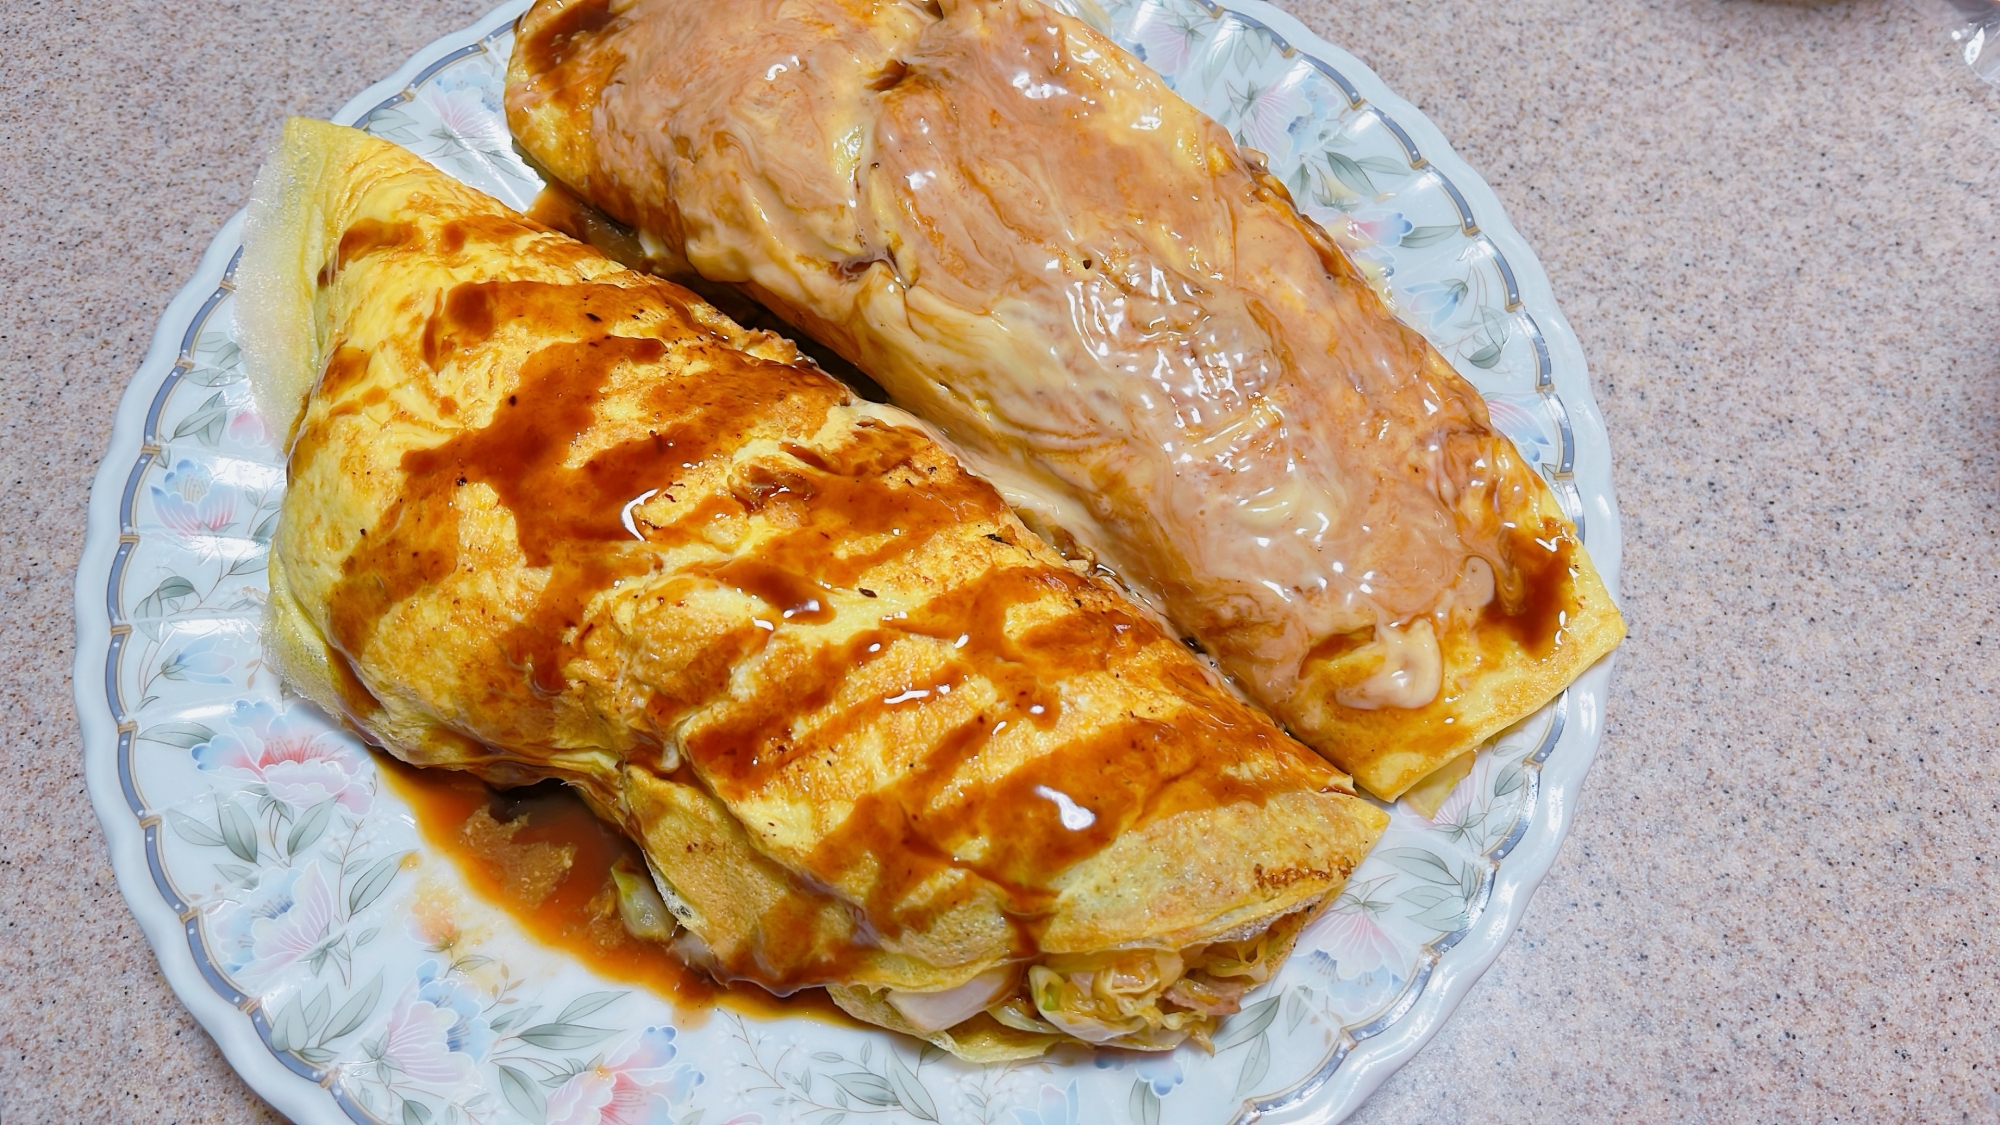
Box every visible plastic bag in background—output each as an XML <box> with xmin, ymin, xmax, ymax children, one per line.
<box><xmin>1914</xmin><ymin>0</ymin><xmax>2000</xmax><ymax>84</ymax></box>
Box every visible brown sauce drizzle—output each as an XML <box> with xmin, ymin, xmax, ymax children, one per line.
<box><xmin>317</xmin><ymin>344</ymin><xmax>374</xmax><ymax>401</ymax></box>
<box><xmin>516</xmin><ymin>0</ymin><xmax>617</xmax><ymax>76</ymax></box>
<box><xmin>524</xmin><ymin>184</ymin><xmax>897</xmax><ymax>403</ymax></box>
<box><xmin>329</xmin><ymin>647</ymin><xmax>385</xmax><ymax>724</ymax></box>
<box><xmin>329</xmin><ymin>277</ymin><xmax>840</xmax><ymax>695</ymax></box>
<box><xmin>314</xmin><ymin>214</ymin><xmax>1339</xmax><ymax>997</ymax></box>
<box><xmin>318</xmin><ymin>218</ymin><xmax>416</xmax><ymax>286</ymax></box>
<box><xmin>376</xmin><ymin>755</ymin><xmax>852</xmax><ymax>1025</ymax></box>
<box><xmin>505</xmin><ymin>0</ymin><xmax>1619</xmax><ymax>756</ymax></box>
<box><xmin>683</xmin><ymin>555</ymin><xmax>1323</xmax><ymax>984</ymax></box>
<box><xmin>1483</xmin><ymin>528</ymin><xmax>1579</xmax><ymax>658</ymax></box>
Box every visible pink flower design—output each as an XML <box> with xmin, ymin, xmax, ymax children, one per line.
<box><xmin>1133</xmin><ymin>4</ymin><xmax>1200</xmax><ymax>76</ymax></box>
<box><xmin>150</xmin><ymin>459</ymin><xmax>236</xmax><ymax>538</ymax></box>
<box><xmin>544</xmin><ymin>1027</ymin><xmax>702</xmax><ymax>1125</ymax></box>
<box><xmin>1230</xmin><ymin>78</ymin><xmax>1307</xmax><ymax>161</ymax></box>
<box><xmin>227</xmin><ymin>408</ymin><xmax>273</xmax><ymax>449</ymax></box>
<box><xmin>195</xmin><ymin>701</ymin><xmax>371</xmax><ymax>814</ymax></box>
<box><xmin>1308</xmin><ymin>906</ymin><xmax>1410</xmax><ymax>982</ymax></box>
<box><xmin>244</xmin><ymin>862</ymin><xmax>335</xmax><ymax>979</ymax></box>
<box><xmin>421</xmin><ymin>83</ymin><xmax>511</xmax><ymax>154</ymax></box>
<box><xmin>380</xmin><ymin>992</ymin><xmax>475</xmax><ymax>1089</ymax></box>
<box><xmin>1332</xmin><ymin>207</ymin><xmax>1413</xmax><ymax>275</ymax></box>
<box><xmin>1346</xmin><ymin>208</ymin><xmax>1411</xmax><ymax>250</ymax></box>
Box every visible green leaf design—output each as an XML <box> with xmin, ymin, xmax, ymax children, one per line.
<box><xmin>181</xmin><ymin>363</ymin><xmax>243</xmax><ymax>388</ymax></box>
<box><xmin>171</xmin><ymin>391</ymin><xmax>232</xmax><ymax>447</ymax></box>
<box><xmin>402</xmin><ymin>1098</ymin><xmax>433</xmax><ymax>1125</ymax></box>
<box><xmin>217</xmin><ymin>800</ymin><xmax>258</xmax><ymax>863</ymax></box>
<box><xmin>1412</xmin><ymin>901</ymin><xmax>1472</xmax><ymax>931</ymax></box>
<box><xmin>885</xmin><ymin>1049</ymin><xmax>937</xmax><ymax>1121</ymax></box>
<box><xmin>304</xmin><ymin>987</ymin><xmax>331</xmax><ymax>1038</ymax></box>
<box><xmin>1213</xmin><ymin>995</ymin><xmax>1281</xmax><ymax>1049</ymax></box>
<box><xmin>286</xmin><ymin>800</ymin><xmax>336</xmax><ymax>857</ymax></box>
<box><xmin>540</xmin><ymin>1067</ymin><xmax>578</xmax><ymax>1089</ymax></box>
<box><xmin>164</xmin><ymin>808</ymin><xmax>223</xmax><ymax>847</ymax></box>
<box><xmin>810</xmin><ymin>1051</ymin><xmax>845</xmax><ymax>1064</ymax></box>
<box><xmin>1129</xmin><ymin>1079</ymin><xmax>1162</xmax><ymax>1125</ymax></box>
<box><xmin>1399</xmin><ymin>885</ymin><xmax>1462</xmax><ymax>910</ymax></box>
<box><xmin>1235</xmin><ymin>1034</ymin><xmax>1272</xmax><ymax>1095</ymax></box>
<box><xmin>1325</xmin><ymin>151</ymin><xmax>1373</xmax><ymax>197</ymax></box>
<box><xmin>365</xmin><ymin>108</ymin><xmax>423</xmax><ymax>146</ymax></box>
<box><xmin>132</xmin><ymin>577</ymin><xmax>197</xmax><ymax>638</ymax></box>
<box><xmin>499</xmin><ymin>1064</ymin><xmax>547</xmax><ymax>1124</ymax></box>
<box><xmin>555</xmin><ymin>990</ymin><xmax>626</xmax><ymax>1026</ymax></box>
<box><xmin>1234</xmin><ymin>28</ymin><xmax>1266</xmax><ymax>70</ymax></box>
<box><xmin>347</xmin><ymin>852</ymin><xmax>409</xmax><ymax>915</ymax></box>
<box><xmin>1400</xmin><ymin>224</ymin><xmax>1461</xmax><ymax>249</ymax></box>
<box><xmin>517</xmin><ymin>1022</ymin><xmax>617</xmax><ymax>1051</ymax></box>
<box><xmin>1466</xmin><ymin>341</ymin><xmax>1504</xmax><ymax>369</ymax></box>
<box><xmin>488</xmin><ymin>1007</ymin><xmax>531</xmax><ymax>1034</ymax></box>
<box><xmin>1356</xmin><ymin>156</ymin><xmax>1412</xmax><ymax>177</ymax></box>
<box><xmin>269</xmin><ymin>993</ymin><xmax>309</xmax><ymax>1053</ymax></box>
<box><xmin>1203</xmin><ymin>36</ymin><xmax>1234</xmax><ymax>86</ymax></box>
<box><xmin>1493</xmin><ymin>760</ymin><xmax>1525</xmax><ymax>799</ymax></box>
<box><xmin>251</xmin><ymin>509</ymin><xmax>280</xmax><ymax>545</ymax></box>
<box><xmin>828</xmin><ymin>1072</ymin><xmax>898</xmax><ymax>1107</ymax></box>
<box><xmin>1285</xmin><ymin>987</ymin><xmax>1310</xmax><ymax>1032</ymax></box>
<box><xmin>1378</xmin><ymin>846</ymin><xmax>1461</xmax><ymax>885</ymax></box>
<box><xmin>193</xmin><ymin>330</ymin><xmax>238</xmax><ymax>361</ymax></box>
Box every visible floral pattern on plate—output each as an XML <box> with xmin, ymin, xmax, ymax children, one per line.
<box><xmin>75</xmin><ymin>2</ymin><xmax>1621</xmax><ymax>1123</ymax></box>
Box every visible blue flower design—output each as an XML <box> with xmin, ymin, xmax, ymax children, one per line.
<box><xmin>1400</xmin><ymin>280</ymin><xmax>1468</xmax><ymax>330</ymax></box>
<box><xmin>161</xmin><ymin>633</ymin><xmax>236</xmax><ymax>685</ymax></box>
<box><xmin>415</xmin><ymin>961</ymin><xmax>496</xmax><ymax>1062</ymax></box>
<box><xmin>214</xmin><ymin>864</ymin><xmax>303</xmax><ymax>974</ymax></box>
<box><xmin>1013</xmin><ymin>1081</ymin><xmax>1081</xmax><ymax>1125</ymax></box>
<box><xmin>1092</xmin><ymin>1050</ymin><xmax>1185</xmax><ymax>1096</ymax></box>
<box><xmin>1484</xmin><ymin>395</ymin><xmax>1553</xmax><ymax>467</ymax></box>
<box><xmin>150</xmin><ymin>459</ymin><xmax>236</xmax><ymax>538</ymax></box>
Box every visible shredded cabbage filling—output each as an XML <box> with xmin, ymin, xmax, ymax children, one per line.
<box><xmin>969</xmin><ymin>909</ymin><xmax>1312</xmax><ymax>1051</ymax></box>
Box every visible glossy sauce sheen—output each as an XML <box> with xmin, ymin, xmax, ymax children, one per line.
<box><xmin>376</xmin><ymin>755</ymin><xmax>851</xmax><ymax>1024</ymax></box>
<box><xmin>300</xmin><ymin>203</ymin><xmax>1354</xmax><ymax>995</ymax></box>
<box><xmin>503</xmin><ymin>0</ymin><xmax>1621</xmax><ymax>788</ymax></box>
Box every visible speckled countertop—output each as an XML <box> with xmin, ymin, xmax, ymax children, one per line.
<box><xmin>2</xmin><ymin>1</ymin><xmax>1995</xmax><ymax>1121</ymax></box>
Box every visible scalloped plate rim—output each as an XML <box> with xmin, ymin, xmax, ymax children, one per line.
<box><xmin>70</xmin><ymin>3</ymin><xmax>1623</xmax><ymax>1123</ymax></box>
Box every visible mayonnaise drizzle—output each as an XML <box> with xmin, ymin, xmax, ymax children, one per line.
<box><xmin>528</xmin><ymin>0</ymin><xmax>1549</xmax><ymax>716</ymax></box>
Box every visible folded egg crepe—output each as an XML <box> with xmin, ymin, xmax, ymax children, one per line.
<box><xmin>240</xmin><ymin>119</ymin><xmax>1387</xmax><ymax>1059</ymax></box>
<box><xmin>505</xmin><ymin>0</ymin><xmax>1626</xmax><ymax>800</ymax></box>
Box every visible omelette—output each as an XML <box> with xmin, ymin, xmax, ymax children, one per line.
<box><xmin>505</xmin><ymin>0</ymin><xmax>1626</xmax><ymax>800</ymax></box>
<box><xmin>240</xmin><ymin>119</ymin><xmax>1387</xmax><ymax>1059</ymax></box>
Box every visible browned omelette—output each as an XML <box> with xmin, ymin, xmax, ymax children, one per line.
<box><xmin>241</xmin><ymin>119</ymin><xmax>1387</xmax><ymax>1059</ymax></box>
<box><xmin>506</xmin><ymin>0</ymin><xmax>1626</xmax><ymax>799</ymax></box>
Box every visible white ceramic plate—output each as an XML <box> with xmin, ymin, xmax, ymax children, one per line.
<box><xmin>74</xmin><ymin>3</ymin><xmax>1623</xmax><ymax>1122</ymax></box>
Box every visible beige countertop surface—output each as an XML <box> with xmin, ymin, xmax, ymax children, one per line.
<box><xmin>3</xmin><ymin>0</ymin><xmax>1996</xmax><ymax>1121</ymax></box>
